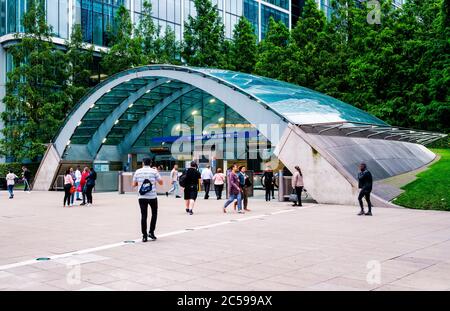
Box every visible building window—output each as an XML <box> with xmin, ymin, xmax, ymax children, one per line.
<box><xmin>243</xmin><ymin>0</ymin><xmax>258</xmax><ymax>37</ymax></box>
<box><xmin>261</xmin><ymin>0</ymin><xmax>289</xmax><ymax>10</ymax></box>
<box><xmin>77</xmin><ymin>0</ymin><xmax>125</xmax><ymax>46</ymax></box>
<box><xmin>260</xmin><ymin>3</ymin><xmax>289</xmax><ymax>39</ymax></box>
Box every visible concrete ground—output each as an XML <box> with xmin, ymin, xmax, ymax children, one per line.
<box><xmin>0</xmin><ymin>190</ymin><xmax>450</xmax><ymax>291</ymax></box>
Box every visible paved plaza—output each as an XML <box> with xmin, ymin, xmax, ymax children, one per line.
<box><xmin>0</xmin><ymin>190</ymin><xmax>450</xmax><ymax>291</ymax></box>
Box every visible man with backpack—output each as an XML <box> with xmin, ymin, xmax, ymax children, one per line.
<box><xmin>132</xmin><ymin>158</ymin><xmax>163</xmax><ymax>242</ymax></box>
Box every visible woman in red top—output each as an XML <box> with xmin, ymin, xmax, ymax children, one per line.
<box><xmin>79</xmin><ymin>167</ymin><xmax>90</xmax><ymax>206</ymax></box>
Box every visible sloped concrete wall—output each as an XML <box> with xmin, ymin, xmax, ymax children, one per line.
<box><xmin>32</xmin><ymin>144</ymin><xmax>61</xmax><ymax>191</ymax></box>
<box><xmin>275</xmin><ymin>124</ymin><xmax>435</xmax><ymax>206</ymax></box>
<box><xmin>275</xmin><ymin>124</ymin><xmax>358</xmax><ymax>205</ymax></box>
<box><xmin>312</xmin><ymin>135</ymin><xmax>435</xmax><ymax>181</ymax></box>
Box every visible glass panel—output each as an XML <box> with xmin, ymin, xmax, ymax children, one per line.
<box><xmin>262</xmin><ymin>0</ymin><xmax>289</xmax><ymax>10</ymax></box>
<box><xmin>167</xmin><ymin>0</ymin><xmax>174</xmax><ymax>22</ymax></box>
<box><xmin>93</xmin><ymin>0</ymin><xmax>103</xmax><ymax>45</ymax></box>
<box><xmin>260</xmin><ymin>4</ymin><xmax>289</xmax><ymax>39</ymax></box>
<box><xmin>6</xmin><ymin>0</ymin><xmax>17</xmax><ymax>33</ymax></box>
<box><xmin>59</xmin><ymin>0</ymin><xmax>68</xmax><ymax>38</ymax></box>
<box><xmin>0</xmin><ymin>0</ymin><xmax>4</xmax><ymax>35</ymax></box>
<box><xmin>47</xmin><ymin>0</ymin><xmax>59</xmax><ymax>35</ymax></box>
<box><xmin>243</xmin><ymin>0</ymin><xmax>258</xmax><ymax>37</ymax></box>
<box><xmin>196</xmin><ymin>69</ymin><xmax>389</xmax><ymax>126</ymax></box>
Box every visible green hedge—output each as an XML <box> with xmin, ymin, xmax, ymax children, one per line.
<box><xmin>0</xmin><ymin>162</ymin><xmax>40</xmax><ymax>179</ymax></box>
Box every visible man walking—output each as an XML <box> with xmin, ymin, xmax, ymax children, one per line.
<box><xmin>22</xmin><ymin>166</ymin><xmax>31</xmax><ymax>192</ymax></box>
<box><xmin>201</xmin><ymin>165</ymin><xmax>214</xmax><ymax>199</ymax></box>
<box><xmin>238</xmin><ymin>166</ymin><xmax>251</xmax><ymax>212</ymax></box>
<box><xmin>223</xmin><ymin>164</ymin><xmax>243</xmax><ymax>213</ymax></box>
<box><xmin>166</xmin><ymin>164</ymin><xmax>180</xmax><ymax>198</ymax></box>
<box><xmin>183</xmin><ymin>161</ymin><xmax>201</xmax><ymax>215</ymax></box>
<box><xmin>357</xmin><ymin>163</ymin><xmax>373</xmax><ymax>216</ymax></box>
<box><xmin>132</xmin><ymin>158</ymin><xmax>163</xmax><ymax>242</ymax></box>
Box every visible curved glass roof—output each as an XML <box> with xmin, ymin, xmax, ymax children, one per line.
<box><xmin>58</xmin><ymin>65</ymin><xmax>394</xmax><ymax>159</ymax></box>
<box><xmin>196</xmin><ymin>68</ymin><xmax>388</xmax><ymax>126</ymax></box>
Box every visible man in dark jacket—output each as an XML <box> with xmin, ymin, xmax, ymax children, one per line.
<box><xmin>357</xmin><ymin>163</ymin><xmax>373</xmax><ymax>216</ymax></box>
<box><xmin>22</xmin><ymin>166</ymin><xmax>31</xmax><ymax>192</ymax></box>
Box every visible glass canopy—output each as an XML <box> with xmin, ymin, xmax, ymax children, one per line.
<box><xmin>62</xmin><ymin>65</ymin><xmax>444</xmax><ymax>162</ymax></box>
<box><xmin>196</xmin><ymin>68</ymin><xmax>388</xmax><ymax>126</ymax></box>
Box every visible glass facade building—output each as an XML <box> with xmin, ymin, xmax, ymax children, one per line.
<box><xmin>1</xmin><ymin>0</ymin><xmax>296</xmax><ymax>46</ymax></box>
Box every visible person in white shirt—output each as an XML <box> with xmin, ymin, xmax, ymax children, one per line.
<box><xmin>132</xmin><ymin>158</ymin><xmax>163</xmax><ymax>242</ymax></box>
<box><xmin>212</xmin><ymin>168</ymin><xmax>226</xmax><ymax>200</ymax></box>
<box><xmin>166</xmin><ymin>164</ymin><xmax>180</xmax><ymax>198</ymax></box>
<box><xmin>74</xmin><ymin>166</ymin><xmax>82</xmax><ymax>201</ymax></box>
<box><xmin>6</xmin><ymin>170</ymin><xmax>18</xmax><ymax>199</ymax></box>
<box><xmin>200</xmin><ymin>165</ymin><xmax>214</xmax><ymax>199</ymax></box>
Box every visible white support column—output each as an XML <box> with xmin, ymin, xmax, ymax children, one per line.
<box><xmin>68</xmin><ymin>0</ymin><xmax>74</xmax><ymax>37</ymax></box>
<box><xmin>288</xmin><ymin>0</ymin><xmax>291</xmax><ymax>30</ymax></box>
<box><xmin>130</xmin><ymin>0</ymin><xmax>135</xmax><ymax>26</ymax></box>
<box><xmin>180</xmin><ymin>0</ymin><xmax>184</xmax><ymax>39</ymax></box>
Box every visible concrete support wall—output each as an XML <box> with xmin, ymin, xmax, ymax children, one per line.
<box><xmin>275</xmin><ymin>124</ymin><xmax>358</xmax><ymax>205</ymax></box>
<box><xmin>32</xmin><ymin>144</ymin><xmax>61</xmax><ymax>191</ymax></box>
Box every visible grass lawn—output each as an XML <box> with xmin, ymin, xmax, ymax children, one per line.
<box><xmin>393</xmin><ymin>149</ymin><xmax>450</xmax><ymax>211</ymax></box>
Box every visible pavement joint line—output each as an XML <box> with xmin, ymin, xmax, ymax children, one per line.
<box><xmin>0</xmin><ymin>208</ymin><xmax>300</xmax><ymax>272</ymax></box>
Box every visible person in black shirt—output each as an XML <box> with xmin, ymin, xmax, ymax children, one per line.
<box><xmin>183</xmin><ymin>161</ymin><xmax>201</xmax><ymax>215</ymax></box>
<box><xmin>262</xmin><ymin>167</ymin><xmax>274</xmax><ymax>202</ymax></box>
<box><xmin>85</xmin><ymin>167</ymin><xmax>97</xmax><ymax>206</ymax></box>
<box><xmin>357</xmin><ymin>163</ymin><xmax>373</xmax><ymax>216</ymax></box>
<box><xmin>22</xmin><ymin>166</ymin><xmax>31</xmax><ymax>192</ymax></box>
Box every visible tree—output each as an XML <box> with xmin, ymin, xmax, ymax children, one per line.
<box><xmin>101</xmin><ymin>5</ymin><xmax>144</xmax><ymax>75</ymax></box>
<box><xmin>229</xmin><ymin>17</ymin><xmax>257</xmax><ymax>73</ymax></box>
<box><xmin>155</xmin><ymin>26</ymin><xmax>182</xmax><ymax>65</ymax></box>
<box><xmin>284</xmin><ymin>0</ymin><xmax>327</xmax><ymax>87</ymax></box>
<box><xmin>255</xmin><ymin>18</ymin><xmax>290</xmax><ymax>79</ymax></box>
<box><xmin>182</xmin><ymin>0</ymin><xmax>226</xmax><ymax>67</ymax></box>
<box><xmin>136</xmin><ymin>0</ymin><xmax>158</xmax><ymax>64</ymax></box>
<box><xmin>65</xmin><ymin>24</ymin><xmax>94</xmax><ymax>106</ymax></box>
<box><xmin>0</xmin><ymin>0</ymin><xmax>70</xmax><ymax>161</ymax></box>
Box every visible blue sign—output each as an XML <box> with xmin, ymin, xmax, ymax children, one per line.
<box><xmin>151</xmin><ymin>130</ymin><xmax>259</xmax><ymax>144</ymax></box>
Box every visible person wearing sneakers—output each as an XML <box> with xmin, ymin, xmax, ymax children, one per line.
<box><xmin>183</xmin><ymin>161</ymin><xmax>201</xmax><ymax>215</ymax></box>
<box><xmin>22</xmin><ymin>166</ymin><xmax>31</xmax><ymax>192</ymax></box>
<box><xmin>132</xmin><ymin>158</ymin><xmax>163</xmax><ymax>242</ymax></box>
<box><xmin>213</xmin><ymin>168</ymin><xmax>225</xmax><ymax>199</ymax></box>
<box><xmin>6</xmin><ymin>169</ymin><xmax>18</xmax><ymax>199</ymax></box>
<box><xmin>63</xmin><ymin>169</ymin><xmax>74</xmax><ymax>207</ymax></box>
<box><xmin>223</xmin><ymin>164</ymin><xmax>243</xmax><ymax>213</ymax></box>
<box><xmin>85</xmin><ymin>167</ymin><xmax>97</xmax><ymax>206</ymax></box>
<box><xmin>166</xmin><ymin>164</ymin><xmax>180</xmax><ymax>198</ymax></box>
<box><xmin>74</xmin><ymin>166</ymin><xmax>82</xmax><ymax>201</ymax></box>
<box><xmin>200</xmin><ymin>165</ymin><xmax>214</xmax><ymax>199</ymax></box>
<box><xmin>357</xmin><ymin>163</ymin><xmax>373</xmax><ymax>216</ymax></box>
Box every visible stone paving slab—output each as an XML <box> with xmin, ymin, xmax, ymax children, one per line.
<box><xmin>1</xmin><ymin>190</ymin><xmax>450</xmax><ymax>291</ymax></box>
